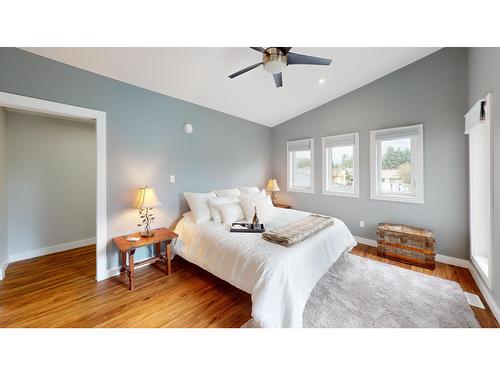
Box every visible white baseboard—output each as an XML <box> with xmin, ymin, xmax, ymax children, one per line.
<box><xmin>435</xmin><ymin>254</ymin><xmax>471</xmax><ymax>269</ymax></box>
<box><xmin>97</xmin><ymin>267</ymin><xmax>120</xmax><ymax>281</ymax></box>
<box><xmin>469</xmin><ymin>265</ymin><xmax>500</xmax><ymax>323</ymax></box>
<box><xmin>0</xmin><ymin>260</ymin><xmax>8</xmax><ymax>280</ymax></box>
<box><xmin>353</xmin><ymin>236</ymin><xmax>500</xmax><ymax>323</ymax></box>
<box><xmin>8</xmin><ymin>237</ymin><xmax>96</xmax><ymax>263</ymax></box>
<box><xmin>97</xmin><ymin>259</ymin><xmax>157</xmax><ymax>281</ymax></box>
<box><xmin>96</xmin><ymin>258</ymin><xmax>160</xmax><ymax>281</ymax></box>
<box><xmin>353</xmin><ymin>236</ymin><xmax>377</xmax><ymax>247</ymax></box>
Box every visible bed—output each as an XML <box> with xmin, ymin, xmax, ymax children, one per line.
<box><xmin>173</xmin><ymin>207</ymin><xmax>356</xmax><ymax>328</ymax></box>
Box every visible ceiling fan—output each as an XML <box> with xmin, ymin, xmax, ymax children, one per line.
<box><xmin>228</xmin><ymin>47</ymin><xmax>332</xmax><ymax>88</ymax></box>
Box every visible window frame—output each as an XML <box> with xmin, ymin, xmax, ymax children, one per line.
<box><xmin>370</xmin><ymin>124</ymin><xmax>424</xmax><ymax>204</ymax></box>
<box><xmin>321</xmin><ymin>132</ymin><xmax>360</xmax><ymax>198</ymax></box>
<box><xmin>287</xmin><ymin>138</ymin><xmax>315</xmax><ymax>194</ymax></box>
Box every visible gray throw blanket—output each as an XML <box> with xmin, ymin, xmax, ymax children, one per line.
<box><xmin>262</xmin><ymin>214</ymin><xmax>335</xmax><ymax>247</ymax></box>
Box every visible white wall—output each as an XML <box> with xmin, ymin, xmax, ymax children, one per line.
<box><xmin>271</xmin><ymin>48</ymin><xmax>469</xmax><ymax>259</ymax></box>
<box><xmin>6</xmin><ymin>111</ymin><xmax>96</xmax><ymax>260</ymax></box>
<box><xmin>0</xmin><ymin>107</ymin><xmax>7</xmax><ymax>279</ymax></box>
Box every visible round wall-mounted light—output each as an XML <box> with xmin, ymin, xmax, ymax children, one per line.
<box><xmin>184</xmin><ymin>123</ymin><xmax>193</xmax><ymax>134</ymax></box>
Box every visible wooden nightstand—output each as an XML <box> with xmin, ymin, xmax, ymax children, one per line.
<box><xmin>274</xmin><ymin>203</ymin><xmax>292</xmax><ymax>209</ymax></box>
<box><xmin>112</xmin><ymin>227</ymin><xmax>178</xmax><ymax>291</ymax></box>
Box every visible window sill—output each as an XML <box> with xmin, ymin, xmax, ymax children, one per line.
<box><xmin>322</xmin><ymin>190</ymin><xmax>359</xmax><ymax>198</ymax></box>
<box><xmin>287</xmin><ymin>187</ymin><xmax>315</xmax><ymax>194</ymax></box>
<box><xmin>370</xmin><ymin>192</ymin><xmax>423</xmax><ymax>204</ymax></box>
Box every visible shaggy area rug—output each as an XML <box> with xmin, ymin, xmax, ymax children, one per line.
<box><xmin>242</xmin><ymin>253</ymin><xmax>480</xmax><ymax>328</ymax></box>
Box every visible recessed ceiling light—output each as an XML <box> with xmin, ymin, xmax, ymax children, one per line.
<box><xmin>318</xmin><ymin>78</ymin><xmax>326</xmax><ymax>85</ymax></box>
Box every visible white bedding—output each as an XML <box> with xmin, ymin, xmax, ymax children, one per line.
<box><xmin>173</xmin><ymin>208</ymin><xmax>356</xmax><ymax>328</ymax></box>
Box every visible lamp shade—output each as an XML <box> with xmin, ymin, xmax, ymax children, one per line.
<box><xmin>266</xmin><ymin>179</ymin><xmax>280</xmax><ymax>192</ymax></box>
<box><xmin>132</xmin><ymin>186</ymin><xmax>162</xmax><ymax>209</ymax></box>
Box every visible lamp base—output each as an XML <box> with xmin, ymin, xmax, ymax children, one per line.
<box><xmin>140</xmin><ymin>230</ymin><xmax>155</xmax><ymax>237</ymax></box>
<box><xmin>270</xmin><ymin>191</ymin><xmax>277</xmax><ymax>206</ymax></box>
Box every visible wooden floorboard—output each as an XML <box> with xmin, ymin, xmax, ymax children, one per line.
<box><xmin>0</xmin><ymin>244</ymin><xmax>497</xmax><ymax>328</ymax></box>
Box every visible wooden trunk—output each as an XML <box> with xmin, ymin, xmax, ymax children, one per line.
<box><xmin>377</xmin><ymin>223</ymin><xmax>436</xmax><ymax>270</ymax></box>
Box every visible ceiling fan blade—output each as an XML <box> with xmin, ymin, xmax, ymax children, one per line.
<box><xmin>273</xmin><ymin>72</ymin><xmax>283</xmax><ymax>88</ymax></box>
<box><xmin>278</xmin><ymin>47</ymin><xmax>292</xmax><ymax>55</ymax></box>
<box><xmin>287</xmin><ymin>52</ymin><xmax>332</xmax><ymax>66</ymax></box>
<box><xmin>228</xmin><ymin>62</ymin><xmax>263</xmax><ymax>79</ymax></box>
<box><xmin>250</xmin><ymin>47</ymin><xmax>266</xmax><ymax>53</ymax></box>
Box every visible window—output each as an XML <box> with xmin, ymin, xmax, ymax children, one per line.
<box><xmin>370</xmin><ymin>124</ymin><xmax>424</xmax><ymax>203</ymax></box>
<box><xmin>322</xmin><ymin>133</ymin><xmax>359</xmax><ymax>198</ymax></box>
<box><xmin>287</xmin><ymin>138</ymin><xmax>314</xmax><ymax>193</ymax></box>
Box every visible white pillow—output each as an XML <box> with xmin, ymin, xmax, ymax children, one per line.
<box><xmin>239</xmin><ymin>190</ymin><xmax>275</xmax><ymax>221</ymax></box>
<box><xmin>208</xmin><ymin>196</ymin><xmax>239</xmax><ymax>223</ymax></box>
<box><xmin>183</xmin><ymin>191</ymin><xmax>216</xmax><ymax>223</ymax></box>
<box><xmin>239</xmin><ymin>186</ymin><xmax>260</xmax><ymax>195</ymax></box>
<box><xmin>182</xmin><ymin>211</ymin><xmax>194</xmax><ymax>222</ymax></box>
<box><xmin>217</xmin><ymin>202</ymin><xmax>245</xmax><ymax>224</ymax></box>
<box><xmin>215</xmin><ymin>188</ymin><xmax>241</xmax><ymax>197</ymax></box>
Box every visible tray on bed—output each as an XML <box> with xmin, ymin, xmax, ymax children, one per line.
<box><xmin>230</xmin><ymin>223</ymin><xmax>265</xmax><ymax>233</ymax></box>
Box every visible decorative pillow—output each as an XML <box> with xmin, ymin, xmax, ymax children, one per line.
<box><xmin>239</xmin><ymin>190</ymin><xmax>275</xmax><ymax>221</ymax></box>
<box><xmin>183</xmin><ymin>191</ymin><xmax>216</xmax><ymax>223</ymax></box>
<box><xmin>208</xmin><ymin>196</ymin><xmax>239</xmax><ymax>223</ymax></box>
<box><xmin>216</xmin><ymin>201</ymin><xmax>245</xmax><ymax>224</ymax></box>
<box><xmin>238</xmin><ymin>186</ymin><xmax>260</xmax><ymax>195</ymax></box>
<box><xmin>215</xmin><ymin>188</ymin><xmax>241</xmax><ymax>198</ymax></box>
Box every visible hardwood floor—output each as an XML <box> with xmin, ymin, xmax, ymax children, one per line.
<box><xmin>0</xmin><ymin>244</ymin><xmax>498</xmax><ymax>328</ymax></box>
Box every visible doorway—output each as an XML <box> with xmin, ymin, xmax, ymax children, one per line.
<box><xmin>0</xmin><ymin>92</ymin><xmax>107</xmax><ymax>281</ymax></box>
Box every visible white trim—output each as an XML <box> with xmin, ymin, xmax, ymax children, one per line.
<box><xmin>0</xmin><ymin>91</ymin><xmax>107</xmax><ymax>281</ymax></box>
<box><xmin>287</xmin><ymin>138</ymin><xmax>315</xmax><ymax>194</ymax></box>
<box><xmin>466</xmin><ymin>92</ymin><xmax>493</xmax><ymax>291</ymax></box>
<box><xmin>99</xmin><ymin>260</ymin><xmax>157</xmax><ymax>280</ymax></box>
<box><xmin>435</xmin><ymin>254</ymin><xmax>471</xmax><ymax>269</ymax></box>
<box><xmin>322</xmin><ymin>132</ymin><xmax>360</xmax><ymax>198</ymax></box>
<box><xmin>353</xmin><ymin>236</ymin><xmax>377</xmax><ymax>247</ymax></box>
<box><xmin>471</xmin><ymin>255</ymin><xmax>492</xmax><ymax>289</ymax></box>
<box><xmin>101</xmin><ymin>266</ymin><xmax>121</xmax><ymax>279</ymax></box>
<box><xmin>469</xmin><ymin>264</ymin><xmax>500</xmax><ymax>323</ymax></box>
<box><xmin>370</xmin><ymin>124</ymin><xmax>424</xmax><ymax>204</ymax></box>
<box><xmin>0</xmin><ymin>260</ymin><xmax>8</xmax><ymax>280</ymax></box>
<box><xmin>8</xmin><ymin>238</ymin><xmax>96</xmax><ymax>263</ymax></box>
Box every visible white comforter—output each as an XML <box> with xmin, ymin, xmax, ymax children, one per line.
<box><xmin>173</xmin><ymin>208</ymin><xmax>356</xmax><ymax>328</ymax></box>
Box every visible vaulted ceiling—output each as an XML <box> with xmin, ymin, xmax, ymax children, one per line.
<box><xmin>23</xmin><ymin>47</ymin><xmax>440</xmax><ymax>127</ymax></box>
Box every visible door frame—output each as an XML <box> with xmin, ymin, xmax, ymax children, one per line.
<box><xmin>0</xmin><ymin>91</ymin><xmax>108</xmax><ymax>281</ymax></box>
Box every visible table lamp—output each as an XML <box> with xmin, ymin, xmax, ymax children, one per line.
<box><xmin>133</xmin><ymin>186</ymin><xmax>162</xmax><ymax>237</ymax></box>
<box><xmin>266</xmin><ymin>179</ymin><xmax>280</xmax><ymax>205</ymax></box>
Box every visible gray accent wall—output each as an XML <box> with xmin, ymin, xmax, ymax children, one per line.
<box><xmin>0</xmin><ymin>48</ymin><xmax>272</xmax><ymax>270</ymax></box>
<box><xmin>271</xmin><ymin>48</ymin><xmax>469</xmax><ymax>259</ymax></box>
<box><xmin>0</xmin><ymin>107</ymin><xmax>7</xmax><ymax>273</ymax></box>
<box><xmin>468</xmin><ymin>47</ymin><xmax>500</xmax><ymax>307</ymax></box>
<box><xmin>5</xmin><ymin>111</ymin><xmax>96</xmax><ymax>256</ymax></box>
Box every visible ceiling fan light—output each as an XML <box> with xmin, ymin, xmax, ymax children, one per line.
<box><xmin>264</xmin><ymin>60</ymin><xmax>286</xmax><ymax>74</ymax></box>
<box><xmin>263</xmin><ymin>47</ymin><xmax>287</xmax><ymax>75</ymax></box>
